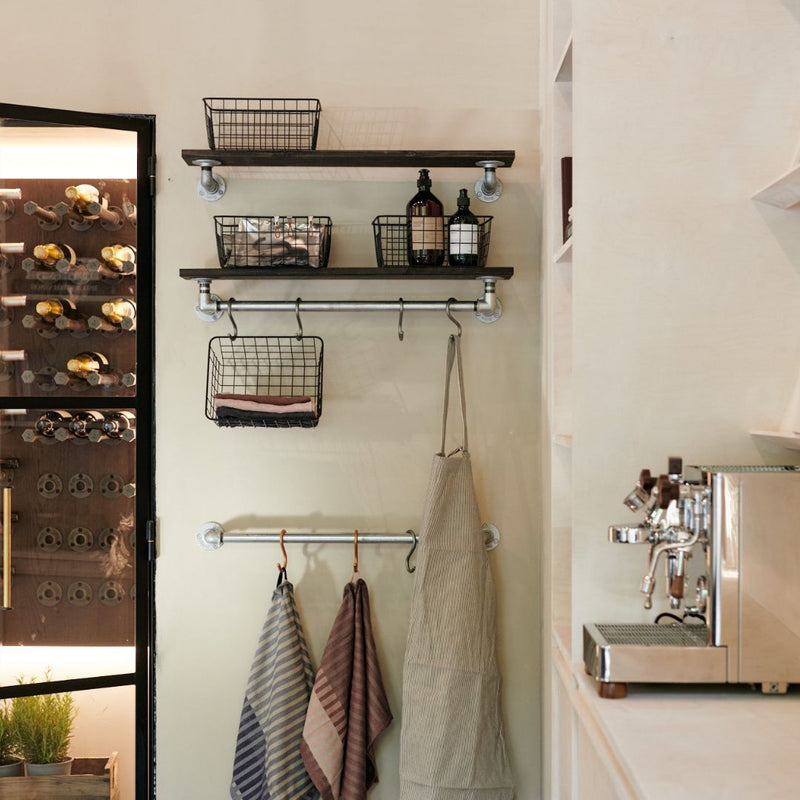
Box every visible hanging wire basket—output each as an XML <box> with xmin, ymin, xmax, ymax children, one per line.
<box><xmin>206</xmin><ymin>335</ymin><xmax>324</xmax><ymax>428</ymax></box>
<box><xmin>214</xmin><ymin>215</ymin><xmax>332</xmax><ymax>268</ymax></box>
<box><xmin>371</xmin><ymin>215</ymin><xmax>493</xmax><ymax>268</ymax></box>
<box><xmin>203</xmin><ymin>98</ymin><xmax>322</xmax><ymax>150</ymax></box>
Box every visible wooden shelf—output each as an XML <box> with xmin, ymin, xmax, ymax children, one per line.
<box><xmin>555</xmin><ymin>237</ymin><xmax>573</xmax><ymax>264</ymax></box>
<box><xmin>750</xmin><ymin>429</ymin><xmax>800</xmax><ymax>450</ymax></box>
<box><xmin>182</xmin><ymin>149</ymin><xmax>516</xmax><ymax>169</ymax></box>
<box><xmin>554</xmin><ymin>36</ymin><xmax>573</xmax><ymax>83</ymax></box>
<box><xmin>752</xmin><ymin>164</ymin><xmax>800</xmax><ymax>208</ymax></box>
<box><xmin>180</xmin><ymin>267</ymin><xmax>514</xmax><ymax>281</ymax></box>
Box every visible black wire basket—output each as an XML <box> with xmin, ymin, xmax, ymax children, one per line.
<box><xmin>215</xmin><ymin>215</ymin><xmax>332</xmax><ymax>268</ymax></box>
<box><xmin>206</xmin><ymin>335</ymin><xmax>324</xmax><ymax>428</ymax></box>
<box><xmin>371</xmin><ymin>215</ymin><xmax>493</xmax><ymax>268</ymax></box>
<box><xmin>203</xmin><ymin>98</ymin><xmax>322</xmax><ymax>150</ymax></box>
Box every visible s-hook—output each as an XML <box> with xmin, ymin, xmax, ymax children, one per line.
<box><xmin>398</xmin><ymin>298</ymin><xmax>405</xmax><ymax>341</ymax></box>
<box><xmin>295</xmin><ymin>298</ymin><xmax>303</xmax><ymax>340</ymax></box>
<box><xmin>446</xmin><ymin>298</ymin><xmax>462</xmax><ymax>337</ymax></box>
<box><xmin>277</xmin><ymin>528</ymin><xmax>288</xmax><ymax>572</ymax></box>
<box><xmin>227</xmin><ymin>298</ymin><xmax>238</xmax><ymax>340</ymax></box>
<box><xmin>405</xmin><ymin>529</ymin><xmax>418</xmax><ymax>573</ymax></box>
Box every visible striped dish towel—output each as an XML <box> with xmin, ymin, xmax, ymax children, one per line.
<box><xmin>301</xmin><ymin>578</ymin><xmax>392</xmax><ymax>800</ymax></box>
<box><xmin>231</xmin><ymin>575</ymin><xmax>319</xmax><ymax>800</ymax></box>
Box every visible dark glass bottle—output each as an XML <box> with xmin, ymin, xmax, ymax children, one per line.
<box><xmin>406</xmin><ymin>168</ymin><xmax>444</xmax><ymax>266</ymax></box>
<box><xmin>448</xmin><ymin>188</ymin><xmax>480</xmax><ymax>267</ymax></box>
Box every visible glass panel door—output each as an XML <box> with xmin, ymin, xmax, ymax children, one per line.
<box><xmin>0</xmin><ymin>103</ymin><xmax>153</xmax><ymax>800</ymax></box>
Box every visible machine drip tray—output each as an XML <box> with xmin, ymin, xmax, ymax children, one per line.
<box><xmin>592</xmin><ymin>622</ymin><xmax>709</xmax><ymax>647</ymax></box>
<box><xmin>583</xmin><ymin>622</ymin><xmax>727</xmax><ymax>694</ymax></box>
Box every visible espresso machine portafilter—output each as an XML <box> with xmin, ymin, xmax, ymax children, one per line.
<box><xmin>583</xmin><ymin>458</ymin><xmax>800</xmax><ymax>698</ymax></box>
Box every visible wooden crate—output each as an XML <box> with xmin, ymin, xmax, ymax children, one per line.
<box><xmin>0</xmin><ymin>752</ymin><xmax>119</xmax><ymax>799</ymax></box>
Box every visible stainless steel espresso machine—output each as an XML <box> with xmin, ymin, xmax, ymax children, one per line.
<box><xmin>583</xmin><ymin>458</ymin><xmax>800</xmax><ymax>698</ymax></box>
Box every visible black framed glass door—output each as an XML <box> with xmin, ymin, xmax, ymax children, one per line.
<box><xmin>0</xmin><ymin>102</ymin><xmax>154</xmax><ymax>799</ymax></box>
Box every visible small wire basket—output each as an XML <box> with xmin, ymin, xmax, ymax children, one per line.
<box><xmin>215</xmin><ymin>215</ymin><xmax>332</xmax><ymax>268</ymax></box>
<box><xmin>203</xmin><ymin>98</ymin><xmax>321</xmax><ymax>150</ymax></box>
<box><xmin>371</xmin><ymin>215</ymin><xmax>493</xmax><ymax>268</ymax></box>
<box><xmin>206</xmin><ymin>335</ymin><xmax>324</xmax><ymax>428</ymax></box>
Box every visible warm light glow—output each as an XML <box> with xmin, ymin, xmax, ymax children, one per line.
<box><xmin>0</xmin><ymin>646</ymin><xmax>136</xmax><ymax>685</ymax></box>
<box><xmin>0</xmin><ymin>126</ymin><xmax>136</xmax><ymax>179</ymax></box>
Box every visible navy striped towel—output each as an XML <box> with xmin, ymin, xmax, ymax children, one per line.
<box><xmin>231</xmin><ymin>574</ymin><xmax>319</xmax><ymax>800</ymax></box>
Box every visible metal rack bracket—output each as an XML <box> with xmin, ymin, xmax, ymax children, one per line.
<box><xmin>193</xmin><ymin>158</ymin><xmax>227</xmax><ymax>202</ymax></box>
<box><xmin>192</xmin><ymin>276</ymin><xmax>504</xmax><ymax>324</ymax></box>
<box><xmin>474</xmin><ymin>160</ymin><xmax>506</xmax><ymax>203</ymax></box>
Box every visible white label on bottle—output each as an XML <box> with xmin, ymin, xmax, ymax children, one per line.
<box><xmin>410</xmin><ymin>217</ymin><xmax>444</xmax><ymax>250</ymax></box>
<box><xmin>449</xmin><ymin>223</ymin><xmax>479</xmax><ymax>256</ymax></box>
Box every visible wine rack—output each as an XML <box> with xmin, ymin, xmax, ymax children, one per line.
<box><xmin>0</xmin><ymin>176</ymin><xmax>137</xmax><ymax>646</ymax></box>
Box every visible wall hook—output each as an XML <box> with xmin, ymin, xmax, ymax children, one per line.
<box><xmin>398</xmin><ymin>298</ymin><xmax>405</xmax><ymax>341</ymax></box>
<box><xmin>193</xmin><ymin>158</ymin><xmax>227</xmax><ymax>202</ymax></box>
<box><xmin>474</xmin><ymin>160</ymin><xmax>505</xmax><ymax>203</ymax></box>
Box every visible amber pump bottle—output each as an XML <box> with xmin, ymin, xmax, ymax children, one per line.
<box><xmin>406</xmin><ymin>168</ymin><xmax>444</xmax><ymax>266</ymax></box>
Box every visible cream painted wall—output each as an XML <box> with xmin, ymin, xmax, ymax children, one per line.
<box><xmin>571</xmin><ymin>0</ymin><xmax>800</xmax><ymax>648</ymax></box>
<box><xmin>3</xmin><ymin>2</ymin><xmax>542</xmax><ymax>799</ymax></box>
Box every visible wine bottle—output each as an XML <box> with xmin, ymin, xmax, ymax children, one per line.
<box><xmin>56</xmin><ymin>351</ymin><xmax>116</xmax><ymax>387</ymax></box>
<box><xmin>66</xmin><ymin>409</ymin><xmax>104</xmax><ymax>439</ymax></box>
<box><xmin>0</xmin><ymin>189</ymin><xmax>20</xmax><ymax>221</ymax></box>
<box><xmin>64</xmin><ymin>184</ymin><xmax>104</xmax><ymax>218</ymax></box>
<box><xmin>448</xmin><ymin>189</ymin><xmax>480</xmax><ymax>267</ymax></box>
<box><xmin>406</xmin><ymin>168</ymin><xmax>444</xmax><ymax>266</ymax></box>
<box><xmin>100</xmin><ymin>298</ymin><xmax>136</xmax><ymax>331</ymax></box>
<box><xmin>100</xmin><ymin>244</ymin><xmax>136</xmax><ymax>273</ymax></box>
<box><xmin>22</xmin><ymin>410</ymin><xmax>72</xmax><ymax>442</ymax></box>
<box><xmin>31</xmin><ymin>243</ymin><xmax>76</xmax><ymax>268</ymax></box>
<box><xmin>90</xmin><ymin>410</ymin><xmax>135</xmax><ymax>442</ymax></box>
<box><xmin>121</xmin><ymin>193</ymin><xmax>137</xmax><ymax>227</ymax></box>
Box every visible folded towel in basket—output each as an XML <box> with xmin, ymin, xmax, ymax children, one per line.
<box><xmin>216</xmin><ymin>406</ymin><xmax>318</xmax><ymax>424</ymax></box>
<box><xmin>215</xmin><ymin>393</ymin><xmax>311</xmax><ymax>405</ymax></box>
<box><xmin>214</xmin><ymin>397</ymin><xmax>317</xmax><ymax>415</ymax></box>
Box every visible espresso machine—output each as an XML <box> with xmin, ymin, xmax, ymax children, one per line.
<box><xmin>583</xmin><ymin>458</ymin><xmax>800</xmax><ymax>697</ymax></box>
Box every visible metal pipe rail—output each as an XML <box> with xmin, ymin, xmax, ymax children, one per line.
<box><xmin>193</xmin><ymin>277</ymin><xmax>503</xmax><ymax>324</ymax></box>
<box><xmin>196</xmin><ymin>520</ymin><xmax>501</xmax><ymax>573</ymax></box>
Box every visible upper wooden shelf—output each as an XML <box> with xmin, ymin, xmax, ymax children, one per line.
<box><xmin>752</xmin><ymin>163</ymin><xmax>800</xmax><ymax>208</ymax></box>
<box><xmin>180</xmin><ymin>267</ymin><xmax>514</xmax><ymax>281</ymax></box>
<box><xmin>181</xmin><ymin>149</ymin><xmax>516</xmax><ymax>168</ymax></box>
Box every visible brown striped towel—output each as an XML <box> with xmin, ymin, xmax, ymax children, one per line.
<box><xmin>301</xmin><ymin>578</ymin><xmax>392</xmax><ymax>800</ymax></box>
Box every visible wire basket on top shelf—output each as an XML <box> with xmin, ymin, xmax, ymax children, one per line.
<box><xmin>371</xmin><ymin>214</ymin><xmax>493</xmax><ymax>268</ymax></box>
<box><xmin>215</xmin><ymin>215</ymin><xmax>332</xmax><ymax>268</ymax></box>
<box><xmin>203</xmin><ymin>98</ymin><xmax>322</xmax><ymax>150</ymax></box>
<box><xmin>206</xmin><ymin>335</ymin><xmax>324</xmax><ymax>428</ymax></box>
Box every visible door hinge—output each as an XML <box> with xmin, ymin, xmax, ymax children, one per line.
<box><xmin>145</xmin><ymin>519</ymin><xmax>158</xmax><ymax>561</ymax></box>
<box><xmin>147</xmin><ymin>155</ymin><xmax>156</xmax><ymax>196</ymax></box>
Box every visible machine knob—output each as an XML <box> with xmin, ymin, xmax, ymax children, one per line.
<box><xmin>656</xmin><ymin>474</ymin><xmax>680</xmax><ymax>509</ymax></box>
<box><xmin>695</xmin><ymin>575</ymin><xmax>708</xmax><ymax>614</ymax></box>
<box><xmin>639</xmin><ymin>469</ymin><xmax>656</xmax><ymax>492</ymax></box>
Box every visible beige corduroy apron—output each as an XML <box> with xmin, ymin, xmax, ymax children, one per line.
<box><xmin>399</xmin><ymin>334</ymin><xmax>514</xmax><ymax>800</ymax></box>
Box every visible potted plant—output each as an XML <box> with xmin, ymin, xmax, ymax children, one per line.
<box><xmin>10</xmin><ymin>675</ymin><xmax>77</xmax><ymax>776</ymax></box>
<box><xmin>0</xmin><ymin>701</ymin><xmax>23</xmax><ymax>777</ymax></box>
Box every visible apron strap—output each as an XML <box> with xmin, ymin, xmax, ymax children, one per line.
<box><xmin>439</xmin><ymin>334</ymin><xmax>468</xmax><ymax>456</ymax></box>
